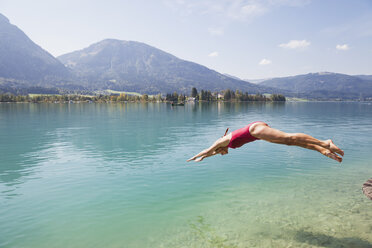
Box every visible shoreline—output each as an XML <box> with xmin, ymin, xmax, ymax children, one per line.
<box><xmin>1</xmin><ymin>100</ymin><xmax>371</xmax><ymax>103</ymax></box>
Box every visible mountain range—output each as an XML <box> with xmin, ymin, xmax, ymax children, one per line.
<box><xmin>258</xmin><ymin>72</ymin><xmax>372</xmax><ymax>99</ymax></box>
<box><xmin>0</xmin><ymin>13</ymin><xmax>371</xmax><ymax>99</ymax></box>
<box><xmin>57</xmin><ymin>39</ymin><xmax>269</xmax><ymax>94</ymax></box>
<box><xmin>0</xmin><ymin>14</ymin><xmax>71</xmax><ymax>85</ymax></box>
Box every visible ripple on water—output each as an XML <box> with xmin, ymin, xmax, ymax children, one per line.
<box><xmin>0</xmin><ymin>102</ymin><xmax>372</xmax><ymax>247</ymax></box>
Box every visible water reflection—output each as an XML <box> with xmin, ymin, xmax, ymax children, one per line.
<box><xmin>1</xmin><ymin>102</ymin><xmax>372</xmax><ymax>247</ymax></box>
<box><xmin>1</xmin><ymin>102</ymin><xmax>372</xmax><ymax>186</ymax></box>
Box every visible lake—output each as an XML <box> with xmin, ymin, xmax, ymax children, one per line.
<box><xmin>1</xmin><ymin>102</ymin><xmax>372</xmax><ymax>247</ymax></box>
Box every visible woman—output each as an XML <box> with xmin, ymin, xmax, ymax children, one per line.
<box><xmin>187</xmin><ymin>121</ymin><xmax>344</xmax><ymax>163</ymax></box>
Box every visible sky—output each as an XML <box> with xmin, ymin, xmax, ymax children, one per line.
<box><xmin>1</xmin><ymin>0</ymin><xmax>372</xmax><ymax>79</ymax></box>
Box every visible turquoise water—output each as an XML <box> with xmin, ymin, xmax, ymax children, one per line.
<box><xmin>0</xmin><ymin>102</ymin><xmax>372</xmax><ymax>248</ymax></box>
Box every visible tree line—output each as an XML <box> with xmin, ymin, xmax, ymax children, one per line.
<box><xmin>176</xmin><ymin>88</ymin><xmax>285</xmax><ymax>102</ymax></box>
<box><xmin>165</xmin><ymin>88</ymin><xmax>285</xmax><ymax>102</ymax></box>
<box><xmin>0</xmin><ymin>93</ymin><xmax>163</xmax><ymax>103</ymax></box>
<box><xmin>0</xmin><ymin>88</ymin><xmax>285</xmax><ymax>103</ymax></box>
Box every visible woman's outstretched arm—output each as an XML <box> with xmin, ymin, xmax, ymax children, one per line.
<box><xmin>187</xmin><ymin>133</ymin><xmax>231</xmax><ymax>162</ymax></box>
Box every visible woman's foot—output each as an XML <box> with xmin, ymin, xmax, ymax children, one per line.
<box><xmin>324</xmin><ymin>150</ymin><xmax>343</xmax><ymax>163</ymax></box>
<box><xmin>325</xmin><ymin>139</ymin><xmax>344</xmax><ymax>156</ymax></box>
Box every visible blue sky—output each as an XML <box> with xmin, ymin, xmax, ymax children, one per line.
<box><xmin>1</xmin><ymin>0</ymin><xmax>372</xmax><ymax>79</ymax></box>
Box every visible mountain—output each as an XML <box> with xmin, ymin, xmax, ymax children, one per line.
<box><xmin>1</xmin><ymin>11</ymin><xmax>369</xmax><ymax>98</ymax></box>
<box><xmin>58</xmin><ymin>39</ymin><xmax>270</xmax><ymax>94</ymax></box>
<box><xmin>244</xmin><ymin>78</ymin><xmax>272</xmax><ymax>84</ymax></box>
<box><xmin>0</xmin><ymin>13</ymin><xmax>71</xmax><ymax>88</ymax></box>
<box><xmin>223</xmin><ymin>73</ymin><xmax>242</xmax><ymax>81</ymax></box>
<box><xmin>354</xmin><ymin>75</ymin><xmax>372</xmax><ymax>81</ymax></box>
<box><xmin>259</xmin><ymin>72</ymin><xmax>372</xmax><ymax>99</ymax></box>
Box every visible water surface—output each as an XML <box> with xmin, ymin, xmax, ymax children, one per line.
<box><xmin>1</xmin><ymin>102</ymin><xmax>371</xmax><ymax>247</ymax></box>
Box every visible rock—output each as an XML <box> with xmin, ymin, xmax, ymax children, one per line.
<box><xmin>362</xmin><ymin>178</ymin><xmax>372</xmax><ymax>200</ymax></box>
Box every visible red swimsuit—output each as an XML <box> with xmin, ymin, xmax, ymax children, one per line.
<box><xmin>228</xmin><ymin>122</ymin><xmax>265</xmax><ymax>149</ymax></box>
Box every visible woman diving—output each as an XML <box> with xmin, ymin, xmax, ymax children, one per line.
<box><xmin>187</xmin><ymin>121</ymin><xmax>344</xmax><ymax>163</ymax></box>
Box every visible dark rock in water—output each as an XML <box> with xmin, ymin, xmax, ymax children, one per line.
<box><xmin>362</xmin><ymin>178</ymin><xmax>372</xmax><ymax>200</ymax></box>
<box><xmin>294</xmin><ymin>230</ymin><xmax>372</xmax><ymax>247</ymax></box>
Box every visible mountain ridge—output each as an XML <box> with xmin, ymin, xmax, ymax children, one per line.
<box><xmin>259</xmin><ymin>72</ymin><xmax>372</xmax><ymax>99</ymax></box>
<box><xmin>57</xmin><ymin>39</ymin><xmax>271</xmax><ymax>94</ymax></box>
<box><xmin>1</xmin><ymin>12</ymin><xmax>371</xmax><ymax>99</ymax></box>
<box><xmin>0</xmin><ymin>13</ymin><xmax>71</xmax><ymax>84</ymax></box>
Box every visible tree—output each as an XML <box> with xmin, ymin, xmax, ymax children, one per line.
<box><xmin>191</xmin><ymin>87</ymin><xmax>198</xmax><ymax>97</ymax></box>
<box><xmin>224</xmin><ymin>89</ymin><xmax>232</xmax><ymax>101</ymax></box>
<box><xmin>206</xmin><ymin>90</ymin><xmax>212</xmax><ymax>101</ymax></box>
<box><xmin>178</xmin><ymin>94</ymin><xmax>185</xmax><ymax>102</ymax></box>
<box><xmin>141</xmin><ymin>94</ymin><xmax>149</xmax><ymax>101</ymax></box>
<box><xmin>156</xmin><ymin>94</ymin><xmax>163</xmax><ymax>102</ymax></box>
<box><xmin>235</xmin><ymin>90</ymin><xmax>242</xmax><ymax>101</ymax></box>
<box><xmin>270</xmin><ymin>94</ymin><xmax>286</xmax><ymax>101</ymax></box>
<box><xmin>117</xmin><ymin>93</ymin><xmax>127</xmax><ymax>101</ymax></box>
<box><xmin>172</xmin><ymin>92</ymin><xmax>179</xmax><ymax>101</ymax></box>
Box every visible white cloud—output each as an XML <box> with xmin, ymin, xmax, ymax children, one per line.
<box><xmin>268</xmin><ymin>0</ymin><xmax>311</xmax><ymax>7</ymax></box>
<box><xmin>259</xmin><ymin>58</ymin><xmax>272</xmax><ymax>65</ymax></box>
<box><xmin>227</xmin><ymin>1</ymin><xmax>268</xmax><ymax>21</ymax></box>
<box><xmin>242</xmin><ymin>3</ymin><xmax>266</xmax><ymax>15</ymax></box>
<box><xmin>163</xmin><ymin>0</ymin><xmax>311</xmax><ymax>22</ymax></box>
<box><xmin>336</xmin><ymin>44</ymin><xmax>349</xmax><ymax>51</ymax></box>
<box><xmin>208</xmin><ymin>27</ymin><xmax>224</xmax><ymax>36</ymax></box>
<box><xmin>279</xmin><ymin>40</ymin><xmax>311</xmax><ymax>49</ymax></box>
<box><xmin>208</xmin><ymin>51</ymin><xmax>219</xmax><ymax>57</ymax></box>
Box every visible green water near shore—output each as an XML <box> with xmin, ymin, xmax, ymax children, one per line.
<box><xmin>1</xmin><ymin>102</ymin><xmax>371</xmax><ymax>247</ymax></box>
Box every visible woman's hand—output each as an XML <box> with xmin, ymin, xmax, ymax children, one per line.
<box><xmin>187</xmin><ymin>129</ymin><xmax>230</xmax><ymax>162</ymax></box>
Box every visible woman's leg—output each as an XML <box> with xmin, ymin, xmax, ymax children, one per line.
<box><xmin>250</xmin><ymin>124</ymin><xmax>344</xmax><ymax>162</ymax></box>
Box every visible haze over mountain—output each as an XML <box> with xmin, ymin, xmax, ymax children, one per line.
<box><xmin>0</xmin><ymin>13</ymin><xmax>71</xmax><ymax>86</ymax></box>
<box><xmin>355</xmin><ymin>75</ymin><xmax>372</xmax><ymax>81</ymax></box>
<box><xmin>259</xmin><ymin>72</ymin><xmax>372</xmax><ymax>99</ymax></box>
<box><xmin>223</xmin><ymin>73</ymin><xmax>242</xmax><ymax>81</ymax></box>
<box><xmin>244</xmin><ymin>78</ymin><xmax>273</xmax><ymax>84</ymax></box>
<box><xmin>57</xmin><ymin>39</ymin><xmax>270</xmax><ymax>94</ymax></box>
